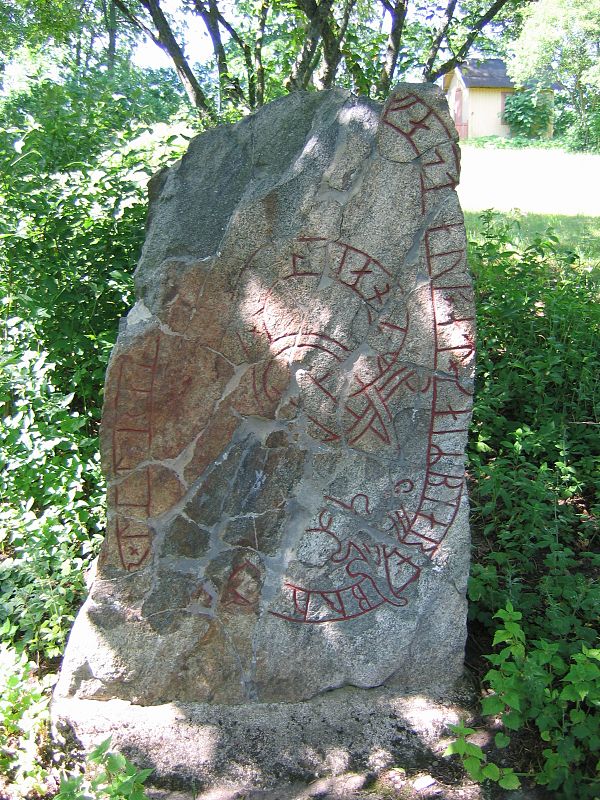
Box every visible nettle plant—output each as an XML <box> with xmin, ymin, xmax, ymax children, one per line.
<box><xmin>482</xmin><ymin>604</ymin><xmax>600</xmax><ymax>797</ymax></box>
<box><xmin>461</xmin><ymin>212</ymin><xmax>600</xmax><ymax>796</ymax></box>
<box><xmin>0</xmin><ymin>68</ymin><xmax>195</xmax><ymax>662</ymax></box>
<box><xmin>0</xmin><ymin>63</ymin><xmax>197</xmax><ymax>799</ymax></box>
<box><xmin>444</xmin><ymin>718</ymin><xmax>520</xmax><ymax>790</ymax></box>
<box><xmin>0</xmin><ymin>316</ymin><xmax>105</xmax><ymax>659</ymax></box>
<box><xmin>55</xmin><ymin>738</ymin><xmax>153</xmax><ymax>800</ymax></box>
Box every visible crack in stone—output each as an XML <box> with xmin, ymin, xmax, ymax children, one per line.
<box><xmin>58</xmin><ymin>84</ymin><xmax>473</xmax><ymax>713</ymax></box>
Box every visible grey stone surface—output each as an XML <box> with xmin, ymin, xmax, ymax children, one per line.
<box><xmin>54</xmin><ymin>82</ymin><xmax>475</xmax><ymax>788</ymax></box>
<box><xmin>53</xmin><ymin>688</ymin><xmax>463</xmax><ymax>792</ymax></box>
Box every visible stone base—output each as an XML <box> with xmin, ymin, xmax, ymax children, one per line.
<box><xmin>52</xmin><ymin>686</ymin><xmax>469</xmax><ymax>795</ymax></box>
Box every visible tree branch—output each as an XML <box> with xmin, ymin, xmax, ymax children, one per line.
<box><xmin>135</xmin><ymin>0</ymin><xmax>216</xmax><ymax>119</ymax></box>
<box><xmin>287</xmin><ymin>9</ymin><xmax>322</xmax><ymax>90</ymax></box>
<box><xmin>192</xmin><ymin>0</ymin><xmax>257</xmax><ymax>108</ymax></box>
<box><xmin>426</xmin><ymin>0</ymin><xmax>513</xmax><ymax>82</ymax></box>
<box><xmin>377</xmin><ymin>0</ymin><xmax>408</xmax><ymax>95</ymax></box>
<box><xmin>254</xmin><ymin>0</ymin><xmax>270</xmax><ymax>106</ymax></box>
<box><xmin>321</xmin><ymin>0</ymin><xmax>356</xmax><ymax>87</ymax></box>
<box><xmin>422</xmin><ymin>0</ymin><xmax>458</xmax><ymax>81</ymax></box>
<box><xmin>211</xmin><ymin>1</ymin><xmax>256</xmax><ymax>108</ymax></box>
<box><xmin>114</xmin><ymin>0</ymin><xmax>158</xmax><ymax>44</ymax></box>
<box><xmin>116</xmin><ymin>0</ymin><xmax>215</xmax><ymax>117</ymax></box>
<box><xmin>191</xmin><ymin>0</ymin><xmax>247</xmax><ymax>107</ymax></box>
<box><xmin>288</xmin><ymin>0</ymin><xmax>340</xmax><ymax>90</ymax></box>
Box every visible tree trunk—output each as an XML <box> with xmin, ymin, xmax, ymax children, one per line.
<box><xmin>422</xmin><ymin>0</ymin><xmax>457</xmax><ymax>82</ymax></box>
<box><xmin>289</xmin><ymin>0</ymin><xmax>336</xmax><ymax>90</ymax></box>
<box><xmin>254</xmin><ymin>0</ymin><xmax>270</xmax><ymax>106</ymax></box>
<box><xmin>139</xmin><ymin>0</ymin><xmax>216</xmax><ymax>119</ymax></box>
<box><xmin>192</xmin><ymin>0</ymin><xmax>255</xmax><ymax>109</ymax></box>
<box><xmin>425</xmin><ymin>0</ymin><xmax>512</xmax><ymax>82</ymax></box>
<box><xmin>320</xmin><ymin>0</ymin><xmax>355</xmax><ymax>87</ymax></box>
<box><xmin>377</xmin><ymin>0</ymin><xmax>408</xmax><ymax>95</ymax></box>
<box><xmin>106</xmin><ymin>0</ymin><xmax>117</xmax><ymax>70</ymax></box>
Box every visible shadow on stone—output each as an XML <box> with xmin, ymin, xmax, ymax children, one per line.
<box><xmin>53</xmin><ymin>82</ymin><xmax>478</xmax><ymax>796</ymax></box>
<box><xmin>55</xmin><ymin>684</ymin><xmax>479</xmax><ymax>797</ymax></box>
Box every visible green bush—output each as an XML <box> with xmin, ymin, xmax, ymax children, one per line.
<box><xmin>503</xmin><ymin>89</ymin><xmax>554</xmax><ymax>139</ymax></box>
<box><xmin>557</xmin><ymin>104</ymin><xmax>600</xmax><ymax>153</ymax></box>
<box><xmin>464</xmin><ymin>135</ymin><xmax>565</xmax><ymax>150</ymax></box>
<box><xmin>465</xmin><ymin>212</ymin><xmax>600</xmax><ymax>796</ymax></box>
<box><xmin>482</xmin><ymin>604</ymin><xmax>600</xmax><ymax>798</ymax></box>
<box><xmin>0</xmin><ymin>66</ymin><xmax>194</xmax><ymax>662</ymax></box>
<box><xmin>0</xmin><ymin>642</ymin><xmax>53</xmax><ymax>797</ymax></box>
<box><xmin>56</xmin><ymin>738</ymin><xmax>153</xmax><ymax>800</ymax></box>
<box><xmin>444</xmin><ymin>718</ymin><xmax>520</xmax><ymax>789</ymax></box>
<box><xmin>468</xmin><ymin>214</ymin><xmax>599</xmax><ymax>640</ymax></box>
<box><xmin>0</xmin><ymin>315</ymin><xmax>105</xmax><ymax>658</ymax></box>
<box><xmin>0</xmin><ymin>655</ymin><xmax>154</xmax><ymax>800</ymax></box>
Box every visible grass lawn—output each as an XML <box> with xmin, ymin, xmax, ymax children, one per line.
<box><xmin>464</xmin><ymin>210</ymin><xmax>600</xmax><ymax>269</ymax></box>
<box><xmin>458</xmin><ymin>145</ymin><xmax>600</xmax><ymax>217</ymax></box>
<box><xmin>459</xmin><ymin>145</ymin><xmax>600</xmax><ymax>270</ymax></box>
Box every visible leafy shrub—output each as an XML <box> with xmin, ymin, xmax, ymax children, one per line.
<box><xmin>556</xmin><ymin>102</ymin><xmax>600</xmax><ymax>153</ymax></box>
<box><xmin>0</xmin><ymin>58</ymin><xmax>197</xmax><ymax>421</ymax></box>
<box><xmin>483</xmin><ymin>604</ymin><xmax>600</xmax><ymax>798</ymax></box>
<box><xmin>468</xmin><ymin>213</ymin><xmax>599</xmax><ymax>640</ymax></box>
<box><xmin>0</xmin><ymin>316</ymin><xmax>105</xmax><ymax>658</ymax></box>
<box><xmin>0</xmin><ymin>68</ymin><xmax>194</xmax><ymax>662</ymax></box>
<box><xmin>503</xmin><ymin>89</ymin><xmax>554</xmax><ymax>138</ymax></box>
<box><xmin>56</xmin><ymin>738</ymin><xmax>153</xmax><ymax>800</ymax></box>
<box><xmin>444</xmin><ymin>719</ymin><xmax>520</xmax><ymax>789</ymax></box>
<box><xmin>465</xmin><ymin>212</ymin><xmax>600</xmax><ymax>796</ymax></box>
<box><xmin>0</xmin><ymin>642</ymin><xmax>53</xmax><ymax>797</ymax></box>
<box><xmin>464</xmin><ymin>135</ymin><xmax>565</xmax><ymax>150</ymax></box>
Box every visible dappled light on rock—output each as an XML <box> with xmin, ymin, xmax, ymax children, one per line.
<box><xmin>53</xmin><ymin>83</ymin><xmax>475</xmax><ymax>791</ymax></box>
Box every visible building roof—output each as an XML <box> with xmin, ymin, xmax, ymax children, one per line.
<box><xmin>459</xmin><ymin>58</ymin><xmax>515</xmax><ymax>89</ymax></box>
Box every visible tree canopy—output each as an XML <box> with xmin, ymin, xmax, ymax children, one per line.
<box><xmin>508</xmin><ymin>0</ymin><xmax>600</xmax><ymax>147</ymax></box>
<box><xmin>1</xmin><ymin>0</ymin><xmax>530</xmax><ymax>118</ymax></box>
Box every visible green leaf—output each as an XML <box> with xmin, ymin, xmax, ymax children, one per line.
<box><xmin>503</xmin><ymin>711</ymin><xmax>523</xmax><ymax>731</ymax></box>
<box><xmin>443</xmin><ymin>742</ymin><xmax>460</xmax><ymax>756</ymax></box>
<box><xmin>498</xmin><ymin>771</ymin><xmax>521</xmax><ymax>790</ymax></box>
<box><xmin>464</xmin><ymin>741</ymin><xmax>486</xmax><ymax>759</ymax></box>
<box><xmin>89</xmin><ymin>737</ymin><xmax>112</xmax><ymax>761</ymax></box>
<box><xmin>482</xmin><ymin>695</ymin><xmax>505</xmax><ymax>715</ymax></box>
<box><xmin>482</xmin><ymin>762</ymin><xmax>501</xmax><ymax>780</ymax></box>
<box><xmin>494</xmin><ymin>731</ymin><xmax>511</xmax><ymax>748</ymax></box>
<box><xmin>492</xmin><ymin>629</ymin><xmax>512</xmax><ymax>646</ymax></box>
<box><xmin>464</xmin><ymin>756</ymin><xmax>484</xmax><ymax>779</ymax></box>
<box><xmin>451</xmin><ymin>738</ymin><xmax>467</xmax><ymax>756</ymax></box>
<box><xmin>449</xmin><ymin>722</ymin><xmax>476</xmax><ymax>737</ymax></box>
<box><xmin>502</xmin><ymin>691</ymin><xmax>522</xmax><ymax>711</ymax></box>
<box><xmin>559</xmin><ymin>685</ymin><xmax>583</xmax><ymax>702</ymax></box>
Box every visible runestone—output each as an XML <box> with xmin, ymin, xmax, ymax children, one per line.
<box><xmin>55</xmin><ymin>83</ymin><xmax>475</xmax><ymax>786</ymax></box>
